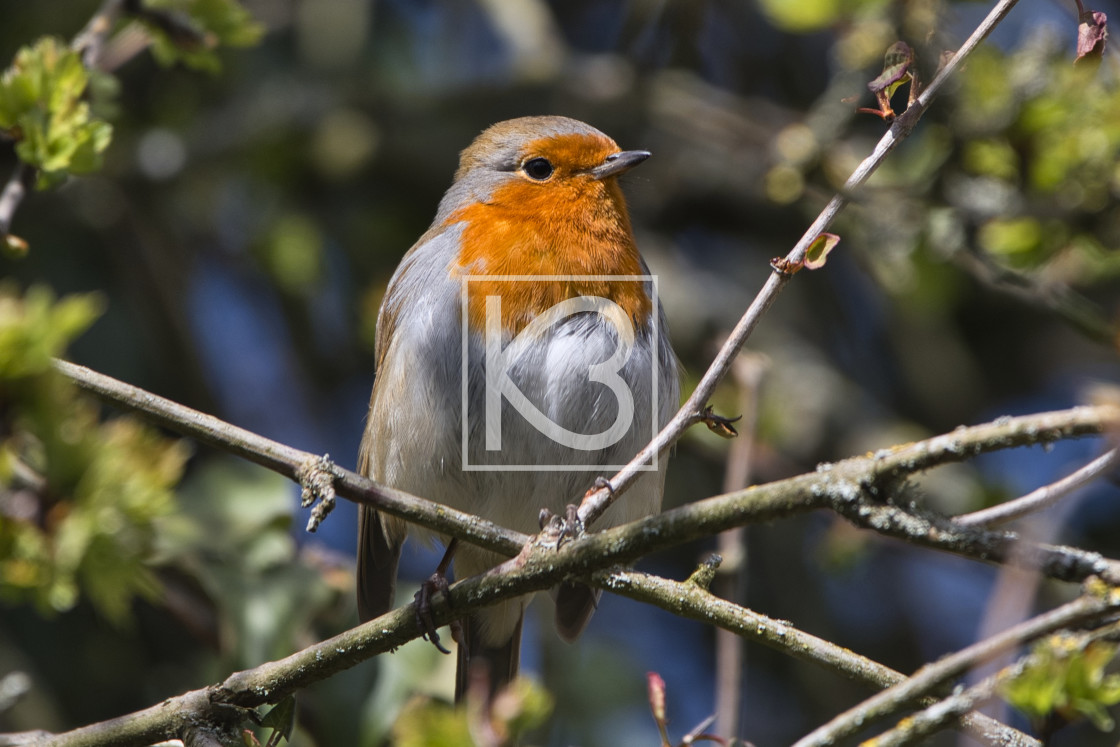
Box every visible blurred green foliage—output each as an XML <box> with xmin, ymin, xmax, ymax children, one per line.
<box><xmin>0</xmin><ymin>0</ymin><xmax>270</xmax><ymax>632</ymax></box>
<box><xmin>254</xmin><ymin>212</ymin><xmax>325</xmax><ymax>297</ymax></box>
<box><xmin>390</xmin><ymin>678</ymin><xmax>553</xmax><ymax>747</ymax></box>
<box><xmin>0</xmin><ymin>284</ymin><xmax>187</xmax><ymax>623</ymax></box>
<box><xmin>951</xmin><ymin>41</ymin><xmax>1120</xmax><ymax>248</ymax></box>
<box><xmin>0</xmin><ymin>0</ymin><xmax>264</xmax><ymax>193</ymax></box>
<box><xmin>159</xmin><ymin>460</ymin><xmax>334</xmax><ymax>668</ymax></box>
<box><xmin>1002</xmin><ymin>635</ymin><xmax>1120</xmax><ymax>733</ymax></box>
<box><xmin>948</xmin><ymin>43</ymin><xmax>1120</xmax><ymax>277</ymax></box>
<box><xmin>758</xmin><ymin>0</ymin><xmax>891</xmax><ymax>34</ymax></box>
<box><xmin>144</xmin><ymin>0</ymin><xmax>265</xmax><ymax>72</ymax></box>
<box><xmin>812</xmin><ymin>29</ymin><xmax>1120</xmax><ymax>350</ymax></box>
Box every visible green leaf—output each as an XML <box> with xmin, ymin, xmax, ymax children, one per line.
<box><xmin>868</xmin><ymin>41</ymin><xmax>915</xmax><ymax>94</ymax></box>
<box><xmin>804</xmin><ymin>232</ymin><xmax>841</xmax><ymax>270</ymax></box>
<box><xmin>66</xmin><ymin>118</ymin><xmax>113</xmax><ymax>174</ymax></box>
<box><xmin>0</xmin><ymin>38</ymin><xmax>114</xmax><ymax>183</ymax></box>
<box><xmin>261</xmin><ymin>696</ymin><xmax>297</xmax><ymax>743</ymax></box>
<box><xmin>1002</xmin><ymin>635</ymin><xmax>1120</xmax><ymax>733</ymax></box>
<box><xmin>190</xmin><ymin>0</ymin><xmax>266</xmax><ymax>47</ymax></box>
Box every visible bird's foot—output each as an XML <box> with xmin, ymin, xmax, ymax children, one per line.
<box><xmin>699</xmin><ymin>405</ymin><xmax>742</xmax><ymax>439</ymax></box>
<box><xmin>413</xmin><ymin>571</ymin><xmax>454</xmax><ymax>655</ymax></box>
<box><xmin>586</xmin><ymin>475</ymin><xmax>615</xmax><ymax>501</ymax></box>
<box><xmin>539</xmin><ymin>501</ymin><xmax>585</xmax><ymax>550</ymax></box>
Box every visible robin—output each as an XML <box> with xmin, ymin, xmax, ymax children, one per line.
<box><xmin>357</xmin><ymin>115</ymin><xmax>679</xmax><ymax>701</ymax></box>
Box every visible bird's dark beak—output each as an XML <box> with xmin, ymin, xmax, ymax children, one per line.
<box><xmin>591</xmin><ymin>149</ymin><xmax>650</xmax><ymax>180</ymax></box>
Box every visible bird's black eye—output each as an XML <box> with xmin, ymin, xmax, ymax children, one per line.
<box><xmin>522</xmin><ymin>157</ymin><xmax>554</xmax><ymax>181</ymax></box>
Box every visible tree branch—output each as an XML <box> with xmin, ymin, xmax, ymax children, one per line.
<box><xmin>53</xmin><ymin>359</ymin><xmax>528</xmax><ymax>558</ymax></box>
<box><xmin>713</xmin><ymin>351</ymin><xmax>767</xmax><ymax>738</ymax></box>
<box><xmin>0</xmin><ymin>164</ymin><xmax>35</xmax><ymax>240</ymax></box>
<box><xmin>56</xmin><ymin>357</ymin><xmax>1120</xmax><ymax>586</ymax></box>
<box><xmin>950</xmin><ymin>247</ymin><xmax>1118</xmax><ymax>343</ymax></box>
<box><xmin>25</xmin><ymin>372</ymin><xmax>1120</xmax><ymax>746</ymax></box>
<box><xmin>868</xmin><ymin>618</ymin><xmax>1120</xmax><ymax>745</ymax></box>
<box><xmin>832</xmin><ymin>499</ymin><xmax>1116</xmax><ymax>585</ymax></box>
<box><xmin>869</xmin><ymin>663</ymin><xmax>1025</xmax><ymax>747</ymax></box>
<box><xmin>20</xmin><ymin>689</ymin><xmax>229</xmax><ymax>747</ymax></box>
<box><xmin>27</xmin><ymin>549</ymin><xmax>1051</xmax><ymax>747</ymax></box>
<box><xmin>595</xmin><ymin>568</ymin><xmax>1040</xmax><ymax>746</ymax></box>
<box><xmin>792</xmin><ymin>586</ymin><xmax>1120</xmax><ymax>746</ymax></box>
<box><xmin>71</xmin><ymin>0</ymin><xmax>126</xmax><ymax>69</ymax></box>
<box><xmin>955</xmin><ymin>447</ymin><xmax>1120</xmax><ymax>528</ymax></box>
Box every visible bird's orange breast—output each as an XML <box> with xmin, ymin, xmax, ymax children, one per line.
<box><xmin>448</xmin><ymin>175</ymin><xmax>652</xmax><ymax>336</ymax></box>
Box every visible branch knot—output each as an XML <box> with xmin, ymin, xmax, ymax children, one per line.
<box><xmin>298</xmin><ymin>454</ymin><xmax>339</xmax><ymax>533</ymax></box>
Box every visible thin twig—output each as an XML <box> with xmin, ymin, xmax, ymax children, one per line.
<box><xmin>863</xmin><ymin>406</ymin><xmax>1119</xmax><ymax>480</ymax></box>
<box><xmin>791</xmin><ymin>588</ymin><xmax>1120</xmax><ymax>747</ymax></box>
<box><xmin>71</xmin><ymin>0</ymin><xmax>126</xmax><ymax>69</ymax></box>
<box><xmin>869</xmin><ymin>662</ymin><xmax>1023</xmax><ymax>747</ymax></box>
<box><xmin>577</xmin><ymin>0</ymin><xmax>1025</xmax><ymax>528</ymax></box>
<box><xmin>955</xmin><ymin>448</ymin><xmax>1120</xmax><ymax>528</ymax></box>
<box><xmin>871</xmin><ymin>620</ymin><xmax>1120</xmax><ymax>745</ymax></box>
<box><xmin>965</xmin><ymin>494</ymin><xmax>1063</xmax><ymax>731</ymax></box>
<box><xmin>951</xmin><ymin>248</ymin><xmax>1117</xmax><ymax>342</ymax></box>
<box><xmin>0</xmin><ymin>165</ymin><xmax>35</xmax><ymax>238</ymax></box>
<box><xmin>597</xmin><ymin>570</ymin><xmax>1040</xmax><ymax>747</ymax></box>
<box><xmin>714</xmin><ymin>351</ymin><xmax>767</xmax><ymax>739</ymax></box>
<box><xmin>956</xmin><ymin>445</ymin><xmax>1120</xmax><ymax>728</ymax></box>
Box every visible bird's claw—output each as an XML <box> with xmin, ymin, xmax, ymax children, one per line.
<box><xmin>539</xmin><ymin>502</ymin><xmax>585</xmax><ymax>550</ymax></box>
<box><xmin>587</xmin><ymin>475</ymin><xmax>614</xmax><ymax>500</ymax></box>
<box><xmin>414</xmin><ymin>571</ymin><xmax>452</xmax><ymax>655</ymax></box>
<box><xmin>700</xmin><ymin>405</ymin><xmax>742</xmax><ymax>439</ymax></box>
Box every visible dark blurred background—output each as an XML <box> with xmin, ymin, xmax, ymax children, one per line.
<box><xmin>3</xmin><ymin>0</ymin><xmax>1120</xmax><ymax>744</ymax></box>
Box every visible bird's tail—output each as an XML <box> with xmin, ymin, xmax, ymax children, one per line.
<box><xmin>356</xmin><ymin>506</ymin><xmax>401</xmax><ymax>622</ymax></box>
<box><xmin>553</xmin><ymin>580</ymin><xmax>601</xmax><ymax>642</ymax></box>
<box><xmin>455</xmin><ymin>613</ymin><xmax>523</xmax><ymax>703</ymax></box>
